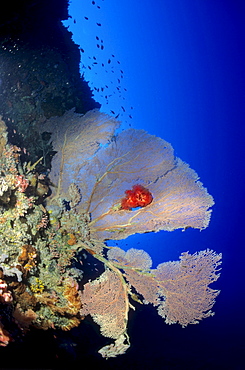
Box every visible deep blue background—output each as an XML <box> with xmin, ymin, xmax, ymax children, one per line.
<box><xmin>61</xmin><ymin>0</ymin><xmax>245</xmax><ymax>369</ymax></box>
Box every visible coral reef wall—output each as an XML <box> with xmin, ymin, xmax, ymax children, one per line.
<box><xmin>0</xmin><ymin>0</ymin><xmax>100</xmax><ymax>169</ymax></box>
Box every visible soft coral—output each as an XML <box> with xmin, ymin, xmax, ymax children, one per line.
<box><xmin>121</xmin><ymin>184</ymin><xmax>153</xmax><ymax>210</ymax></box>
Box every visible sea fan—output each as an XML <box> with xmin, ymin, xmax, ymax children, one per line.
<box><xmin>43</xmin><ymin>109</ymin><xmax>214</xmax><ymax>240</ymax></box>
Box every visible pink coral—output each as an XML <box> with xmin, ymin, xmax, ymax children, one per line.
<box><xmin>0</xmin><ymin>279</ymin><xmax>13</xmax><ymax>303</ymax></box>
<box><xmin>80</xmin><ymin>269</ymin><xmax>129</xmax><ymax>339</ymax></box>
<box><xmin>155</xmin><ymin>249</ymin><xmax>222</xmax><ymax>326</ymax></box>
<box><xmin>15</xmin><ymin>175</ymin><xmax>29</xmax><ymax>192</ymax></box>
<box><xmin>78</xmin><ymin>247</ymin><xmax>221</xmax><ymax>358</ymax></box>
<box><xmin>108</xmin><ymin>247</ymin><xmax>222</xmax><ymax>327</ymax></box>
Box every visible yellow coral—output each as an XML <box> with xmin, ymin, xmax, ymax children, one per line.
<box><xmin>30</xmin><ymin>278</ymin><xmax>45</xmax><ymax>294</ymax></box>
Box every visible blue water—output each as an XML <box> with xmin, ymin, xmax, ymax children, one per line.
<box><xmin>62</xmin><ymin>1</ymin><xmax>245</xmax><ymax>369</ymax></box>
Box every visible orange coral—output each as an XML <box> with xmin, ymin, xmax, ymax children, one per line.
<box><xmin>67</xmin><ymin>233</ymin><xmax>77</xmax><ymax>246</ymax></box>
<box><xmin>121</xmin><ymin>184</ymin><xmax>153</xmax><ymax>210</ymax></box>
<box><xmin>18</xmin><ymin>245</ymin><xmax>37</xmax><ymax>273</ymax></box>
<box><xmin>63</xmin><ymin>278</ymin><xmax>81</xmax><ymax>315</ymax></box>
<box><xmin>13</xmin><ymin>305</ymin><xmax>37</xmax><ymax>331</ymax></box>
<box><xmin>0</xmin><ymin>323</ymin><xmax>12</xmax><ymax>347</ymax></box>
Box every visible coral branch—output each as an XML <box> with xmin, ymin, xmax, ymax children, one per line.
<box><xmin>107</xmin><ymin>247</ymin><xmax>222</xmax><ymax>327</ymax></box>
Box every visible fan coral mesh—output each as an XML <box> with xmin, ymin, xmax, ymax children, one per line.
<box><xmin>44</xmin><ymin>110</ymin><xmax>214</xmax><ymax>241</ymax></box>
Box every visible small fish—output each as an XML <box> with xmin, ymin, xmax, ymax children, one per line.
<box><xmin>96</xmin><ymin>22</ymin><xmax>102</xmax><ymax>26</ymax></box>
<box><xmin>121</xmin><ymin>106</ymin><xmax>125</xmax><ymax>112</ymax></box>
<box><xmin>96</xmin><ymin>36</ymin><xmax>99</xmax><ymax>40</ymax></box>
<box><xmin>108</xmin><ymin>59</ymin><xmax>111</xmax><ymax>64</ymax></box>
<box><xmin>92</xmin><ymin>1</ymin><xmax>95</xmax><ymax>4</ymax></box>
<box><xmin>80</xmin><ymin>48</ymin><xmax>84</xmax><ymax>53</ymax></box>
<box><xmin>84</xmin><ymin>16</ymin><xmax>89</xmax><ymax>20</ymax></box>
<box><xmin>110</xmin><ymin>110</ymin><xmax>115</xmax><ymax>114</ymax></box>
<box><xmin>101</xmin><ymin>45</ymin><xmax>104</xmax><ymax>50</ymax></box>
<box><xmin>74</xmin><ymin>19</ymin><xmax>76</xmax><ymax>24</ymax></box>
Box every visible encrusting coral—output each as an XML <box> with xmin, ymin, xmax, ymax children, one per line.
<box><xmin>0</xmin><ymin>110</ymin><xmax>221</xmax><ymax>357</ymax></box>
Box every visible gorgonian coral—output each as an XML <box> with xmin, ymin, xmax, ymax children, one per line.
<box><xmin>43</xmin><ymin>109</ymin><xmax>214</xmax><ymax>241</ymax></box>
